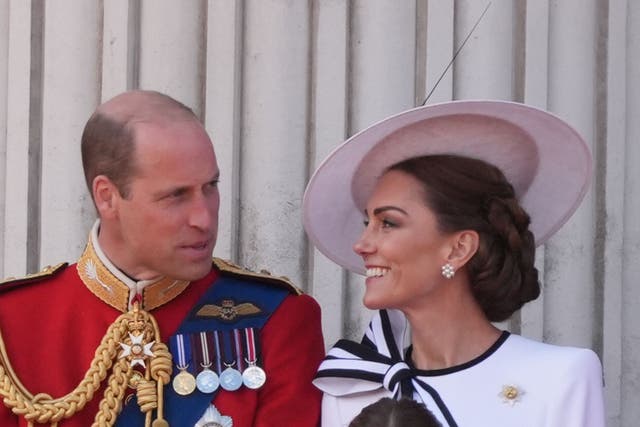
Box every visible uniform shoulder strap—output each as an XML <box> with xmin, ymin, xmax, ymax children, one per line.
<box><xmin>0</xmin><ymin>262</ymin><xmax>68</xmax><ymax>293</ymax></box>
<box><xmin>212</xmin><ymin>258</ymin><xmax>303</xmax><ymax>296</ymax></box>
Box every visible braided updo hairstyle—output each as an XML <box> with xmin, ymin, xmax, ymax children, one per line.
<box><xmin>388</xmin><ymin>155</ymin><xmax>540</xmax><ymax>322</ymax></box>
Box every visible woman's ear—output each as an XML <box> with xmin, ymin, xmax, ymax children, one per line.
<box><xmin>446</xmin><ymin>230</ymin><xmax>479</xmax><ymax>268</ymax></box>
<box><xmin>92</xmin><ymin>175</ymin><xmax>120</xmax><ymax>219</ymax></box>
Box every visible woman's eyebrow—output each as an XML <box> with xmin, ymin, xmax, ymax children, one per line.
<box><xmin>365</xmin><ymin>206</ymin><xmax>409</xmax><ymax>216</ymax></box>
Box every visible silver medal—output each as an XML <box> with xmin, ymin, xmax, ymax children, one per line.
<box><xmin>219</xmin><ymin>366</ymin><xmax>243</xmax><ymax>391</ymax></box>
<box><xmin>196</xmin><ymin>367</ymin><xmax>220</xmax><ymax>393</ymax></box>
<box><xmin>242</xmin><ymin>365</ymin><xmax>266</xmax><ymax>389</ymax></box>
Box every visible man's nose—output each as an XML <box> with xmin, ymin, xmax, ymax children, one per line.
<box><xmin>188</xmin><ymin>191</ymin><xmax>219</xmax><ymax>230</ymax></box>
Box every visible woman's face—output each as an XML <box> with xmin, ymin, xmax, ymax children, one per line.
<box><xmin>353</xmin><ymin>170</ymin><xmax>454</xmax><ymax>311</ymax></box>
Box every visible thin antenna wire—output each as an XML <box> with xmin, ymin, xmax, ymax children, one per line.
<box><xmin>422</xmin><ymin>2</ymin><xmax>492</xmax><ymax>105</ymax></box>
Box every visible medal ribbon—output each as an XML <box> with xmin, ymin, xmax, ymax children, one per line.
<box><xmin>199</xmin><ymin>331</ymin><xmax>213</xmax><ymax>368</ymax></box>
<box><xmin>244</xmin><ymin>328</ymin><xmax>259</xmax><ymax>364</ymax></box>
<box><xmin>213</xmin><ymin>331</ymin><xmax>223</xmax><ymax>374</ymax></box>
<box><xmin>221</xmin><ymin>330</ymin><xmax>236</xmax><ymax>368</ymax></box>
<box><xmin>170</xmin><ymin>333</ymin><xmax>192</xmax><ymax>371</ymax></box>
<box><xmin>233</xmin><ymin>329</ymin><xmax>245</xmax><ymax>371</ymax></box>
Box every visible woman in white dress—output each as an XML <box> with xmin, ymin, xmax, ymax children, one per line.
<box><xmin>302</xmin><ymin>100</ymin><xmax>605</xmax><ymax>427</ymax></box>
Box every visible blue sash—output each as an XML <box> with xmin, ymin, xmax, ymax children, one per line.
<box><xmin>115</xmin><ymin>274</ymin><xmax>289</xmax><ymax>426</ymax></box>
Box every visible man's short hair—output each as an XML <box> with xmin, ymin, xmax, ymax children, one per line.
<box><xmin>80</xmin><ymin>90</ymin><xmax>197</xmax><ymax>199</ymax></box>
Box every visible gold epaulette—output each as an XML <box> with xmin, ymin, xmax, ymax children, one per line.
<box><xmin>212</xmin><ymin>257</ymin><xmax>303</xmax><ymax>296</ymax></box>
<box><xmin>0</xmin><ymin>262</ymin><xmax>68</xmax><ymax>292</ymax></box>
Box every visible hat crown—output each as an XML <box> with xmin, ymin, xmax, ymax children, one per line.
<box><xmin>352</xmin><ymin>113</ymin><xmax>540</xmax><ymax>212</ymax></box>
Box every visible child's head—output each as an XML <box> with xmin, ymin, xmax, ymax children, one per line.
<box><xmin>348</xmin><ymin>397</ymin><xmax>441</xmax><ymax>427</ymax></box>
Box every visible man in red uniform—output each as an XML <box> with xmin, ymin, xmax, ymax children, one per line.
<box><xmin>0</xmin><ymin>90</ymin><xmax>324</xmax><ymax>426</ymax></box>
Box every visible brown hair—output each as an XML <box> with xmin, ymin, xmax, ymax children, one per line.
<box><xmin>349</xmin><ymin>398</ymin><xmax>441</xmax><ymax>427</ymax></box>
<box><xmin>389</xmin><ymin>155</ymin><xmax>540</xmax><ymax>322</ymax></box>
<box><xmin>80</xmin><ymin>90</ymin><xmax>196</xmax><ymax>199</ymax></box>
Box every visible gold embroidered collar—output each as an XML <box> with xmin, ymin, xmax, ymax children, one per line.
<box><xmin>77</xmin><ymin>222</ymin><xmax>189</xmax><ymax>312</ymax></box>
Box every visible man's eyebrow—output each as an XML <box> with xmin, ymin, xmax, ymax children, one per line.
<box><xmin>154</xmin><ymin>185</ymin><xmax>188</xmax><ymax>198</ymax></box>
<box><xmin>152</xmin><ymin>171</ymin><xmax>221</xmax><ymax>198</ymax></box>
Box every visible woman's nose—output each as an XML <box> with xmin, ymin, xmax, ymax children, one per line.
<box><xmin>353</xmin><ymin>228</ymin><xmax>374</xmax><ymax>256</ymax></box>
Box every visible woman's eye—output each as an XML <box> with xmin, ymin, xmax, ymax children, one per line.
<box><xmin>363</xmin><ymin>219</ymin><xmax>370</xmax><ymax>227</ymax></box>
<box><xmin>382</xmin><ymin>219</ymin><xmax>396</xmax><ymax>228</ymax></box>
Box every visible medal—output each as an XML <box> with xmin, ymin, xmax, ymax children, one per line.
<box><xmin>218</xmin><ymin>330</ymin><xmax>242</xmax><ymax>391</ymax></box>
<box><xmin>119</xmin><ymin>332</ymin><xmax>155</xmax><ymax>369</ymax></box>
<box><xmin>196</xmin><ymin>367</ymin><xmax>220</xmax><ymax>393</ymax></box>
<box><xmin>170</xmin><ymin>334</ymin><xmax>196</xmax><ymax>395</ymax></box>
<box><xmin>196</xmin><ymin>332</ymin><xmax>219</xmax><ymax>393</ymax></box>
<box><xmin>242</xmin><ymin>327</ymin><xmax>266</xmax><ymax>389</ymax></box>
<box><xmin>173</xmin><ymin>368</ymin><xmax>196</xmax><ymax>395</ymax></box>
<box><xmin>220</xmin><ymin>363</ymin><xmax>243</xmax><ymax>391</ymax></box>
<box><xmin>242</xmin><ymin>364</ymin><xmax>266</xmax><ymax>389</ymax></box>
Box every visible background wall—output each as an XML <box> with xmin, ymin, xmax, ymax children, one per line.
<box><xmin>0</xmin><ymin>1</ymin><xmax>637</xmax><ymax>425</ymax></box>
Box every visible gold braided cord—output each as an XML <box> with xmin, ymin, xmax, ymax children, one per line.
<box><xmin>0</xmin><ymin>305</ymin><xmax>172</xmax><ymax>426</ymax></box>
<box><xmin>92</xmin><ymin>358</ymin><xmax>131</xmax><ymax>427</ymax></box>
<box><xmin>149</xmin><ymin>343</ymin><xmax>171</xmax><ymax>426</ymax></box>
<box><xmin>149</xmin><ymin>343</ymin><xmax>172</xmax><ymax>387</ymax></box>
<box><xmin>135</xmin><ymin>343</ymin><xmax>171</xmax><ymax>416</ymax></box>
<box><xmin>145</xmin><ymin>316</ymin><xmax>171</xmax><ymax>427</ymax></box>
<box><xmin>0</xmin><ymin>315</ymin><xmax>126</xmax><ymax>423</ymax></box>
<box><xmin>136</xmin><ymin>379</ymin><xmax>158</xmax><ymax>414</ymax></box>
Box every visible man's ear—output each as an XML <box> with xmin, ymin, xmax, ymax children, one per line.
<box><xmin>445</xmin><ymin>229</ymin><xmax>480</xmax><ymax>269</ymax></box>
<box><xmin>93</xmin><ymin>175</ymin><xmax>120</xmax><ymax>219</ymax></box>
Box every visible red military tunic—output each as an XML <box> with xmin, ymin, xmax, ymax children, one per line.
<box><xmin>0</xmin><ymin>231</ymin><xmax>324</xmax><ymax>426</ymax></box>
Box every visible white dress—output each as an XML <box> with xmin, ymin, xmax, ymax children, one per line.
<box><xmin>314</xmin><ymin>310</ymin><xmax>605</xmax><ymax>427</ymax></box>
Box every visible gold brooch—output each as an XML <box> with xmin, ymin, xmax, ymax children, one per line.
<box><xmin>499</xmin><ymin>384</ymin><xmax>524</xmax><ymax>406</ymax></box>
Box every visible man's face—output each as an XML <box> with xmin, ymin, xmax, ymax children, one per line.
<box><xmin>108</xmin><ymin>119</ymin><xmax>220</xmax><ymax>281</ymax></box>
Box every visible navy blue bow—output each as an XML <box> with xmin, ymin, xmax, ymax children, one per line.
<box><xmin>314</xmin><ymin>309</ymin><xmax>458</xmax><ymax>427</ymax></box>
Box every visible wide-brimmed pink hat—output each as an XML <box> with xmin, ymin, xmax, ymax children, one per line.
<box><xmin>302</xmin><ymin>100</ymin><xmax>592</xmax><ymax>275</ymax></box>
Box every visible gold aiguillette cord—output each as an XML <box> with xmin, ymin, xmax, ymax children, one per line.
<box><xmin>0</xmin><ymin>303</ymin><xmax>172</xmax><ymax>427</ymax></box>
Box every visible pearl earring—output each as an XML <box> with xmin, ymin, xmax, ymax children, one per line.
<box><xmin>441</xmin><ymin>263</ymin><xmax>455</xmax><ymax>279</ymax></box>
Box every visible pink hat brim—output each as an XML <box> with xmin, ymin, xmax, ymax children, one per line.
<box><xmin>302</xmin><ymin>100</ymin><xmax>592</xmax><ymax>275</ymax></box>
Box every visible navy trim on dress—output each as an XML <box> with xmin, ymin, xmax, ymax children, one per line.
<box><xmin>406</xmin><ymin>330</ymin><xmax>510</xmax><ymax>376</ymax></box>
